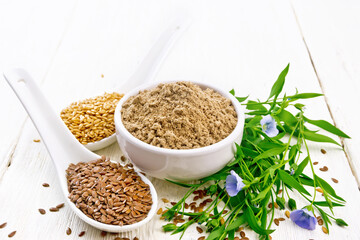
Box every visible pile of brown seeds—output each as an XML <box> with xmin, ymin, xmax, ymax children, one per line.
<box><xmin>66</xmin><ymin>156</ymin><xmax>152</xmax><ymax>226</ymax></box>
<box><xmin>61</xmin><ymin>92</ymin><xmax>124</xmax><ymax>144</ymax></box>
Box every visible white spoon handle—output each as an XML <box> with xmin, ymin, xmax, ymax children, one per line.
<box><xmin>118</xmin><ymin>15</ymin><xmax>192</xmax><ymax>93</ymax></box>
<box><xmin>3</xmin><ymin>69</ymin><xmax>99</xmax><ymax>173</ymax></box>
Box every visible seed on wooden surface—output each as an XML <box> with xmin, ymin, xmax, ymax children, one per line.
<box><xmin>313</xmin><ymin>162</ymin><xmax>319</xmax><ymax>165</ymax></box>
<box><xmin>319</xmin><ymin>166</ymin><xmax>328</xmax><ymax>172</ymax></box>
<box><xmin>285</xmin><ymin>210</ymin><xmax>290</xmax><ymax>218</ymax></box>
<box><xmin>133</xmin><ymin>237</ymin><xmax>139</xmax><ymax>240</ymax></box>
<box><xmin>60</xmin><ymin>92</ymin><xmax>123</xmax><ymax>144</ymax></box>
<box><xmin>240</xmin><ymin>230</ymin><xmax>246</xmax><ymax>237</ymax></box>
<box><xmin>193</xmin><ymin>196</ymin><xmax>200</xmax><ymax>201</ymax></box>
<box><xmin>120</xmin><ymin>238</ymin><xmax>130</xmax><ymax>240</ymax></box>
<box><xmin>49</xmin><ymin>207</ymin><xmax>59</xmax><ymax>212</ymax></box>
<box><xmin>318</xmin><ymin>219</ymin><xmax>324</xmax><ymax>225</ymax></box>
<box><xmin>170</xmin><ymin>202</ymin><xmax>177</xmax><ymax>206</ymax></box>
<box><xmin>42</xmin><ymin>183</ymin><xmax>50</xmax><ymax>187</ymax></box>
<box><xmin>236</xmin><ymin>227</ymin><xmax>244</xmax><ymax>232</ymax></box>
<box><xmin>66</xmin><ymin>157</ymin><xmax>152</xmax><ymax>226</ymax></box>
<box><xmin>198</xmin><ymin>236</ymin><xmax>205</xmax><ymax>240</ymax></box>
<box><xmin>331</xmin><ymin>178</ymin><xmax>339</xmax><ymax>183</ymax></box>
<box><xmin>101</xmin><ymin>74</ymin><xmax>104</xmax><ymax>78</ymax></box>
<box><xmin>274</xmin><ymin>202</ymin><xmax>279</xmax><ymax>209</ymax></box>
<box><xmin>196</xmin><ymin>226</ymin><xmax>203</xmax><ymax>233</ymax></box>
<box><xmin>321</xmin><ymin>149</ymin><xmax>327</xmax><ymax>154</ymax></box>
<box><xmin>38</xmin><ymin>209</ymin><xmax>46</xmax><ymax>215</ymax></box>
<box><xmin>268</xmin><ymin>203</ymin><xmax>272</xmax><ymax>208</ymax></box>
<box><xmin>56</xmin><ymin>203</ymin><xmax>65</xmax><ymax>209</ymax></box>
<box><xmin>0</xmin><ymin>222</ymin><xmax>7</xmax><ymax>228</ymax></box>
<box><xmin>242</xmin><ymin>237</ymin><xmax>249</xmax><ymax>240</ymax></box>
<box><xmin>33</xmin><ymin>139</ymin><xmax>40</xmax><ymax>142</ymax></box>
<box><xmin>161</xmin><ymin>198</ymin><xmax>169</xmax><ymax>203</ymax></box>
<box><xmin>79</xmin><ymin>231</ymin><xmax>85</xmax><ymax>237</ymax></box>
<box><xmin>8</xmin><ymin>231</ymin><xmax>16</xmax><ymax>238</ymax></box>
<box><xmin>278</xmin><ymin>217</ymin><xmax>285</xmax><ymax>221</ymax></box>
<box><xmin>220</xmin><ymin>218</ymin><xmax>225</xmax><ymax>225</ymax></box>
<box><xmin>121</xmin><ymin>156</ymin><xmax>126</xmax><ymax>161</ymax></box>
<box><xmin>274</xmin><ymin>218</ymin><xmax>280</xmax><ymax>226</ymax></box>
<box><xmin>100</xmin><ymin>231</ymin><xmax>107</xmax><ymax>237</ymax></box>
<box><xmin>66</xmin><ymin>227</ymin><xmax>72</xmax><ymax>235</ymax></box>
<box><xmin>184</xmin><ymin>203</ymin><xmax>189</xmax><ymax>209</ymax></box>
<box><xmin>277</xmin><ymin>189</ymin><xmax>283</xmax><ymax>195</ymax></box>
<box><xmin>316</xmin><ymin>188</ymin><xmax>324</xmax><ymax>194</ymax></box>
<box><xmin>322</xmin><ymin>226</ymin><xmax>328</xmax><ymax>234</ymax></box>
<box><xmin>157</xmin><ymin>208</ymin><xmax>163</xmax><ymax>215</ymax></box>
<box><xmin>234</xmin><ymin>237</ymin><xmax>240</xmax><ymax>240</ymax></box>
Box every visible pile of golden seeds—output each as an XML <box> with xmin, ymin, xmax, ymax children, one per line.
<box><xmin>60</xmin><ymin>92</ymin><xmax>123</xmax><ymax>144</ymax></box>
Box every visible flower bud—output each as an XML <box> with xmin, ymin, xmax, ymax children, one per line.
<box><xmin>276</xmin><ymin>197</ymin><xmax>286</xmax><ymax>210</ymax></box>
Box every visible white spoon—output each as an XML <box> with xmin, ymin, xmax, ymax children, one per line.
<box><xmin>81</xmin><ymin>15</ymin><xmax>192</xmax><ymax>151</ymax></box>
<box><xmin>3</xmin><ymin>68</ymin><xmax>158</xmax><ymax>232</ymax></box>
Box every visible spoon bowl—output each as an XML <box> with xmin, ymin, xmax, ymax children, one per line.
<box><xmin>3</xmin><ymin>68</ymin><xmax>158</xmax><ymax>232</ymax></box>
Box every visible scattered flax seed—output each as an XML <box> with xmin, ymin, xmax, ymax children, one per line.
<box><xmin>320</xmin><ymin>166</ymin><xmax>328</xmax><ymax>172</ymax></box>
<box><xmin>121</xmin><ymin>156</ymin><xmax>126</xmax><ymax>161</ymax></box>
<box><xmin>56</xmin><ymin>203</ymin><xmax>65</xmax><ymax>209</ymax></box>
<box><xmin>157</xmin><ymin>208</ymin><xmax>163</xmax><ymax>215</ymax></box>
<box><xmin>240</xmin><ymin>231</ymin><xmax>246</xmax><ymax>237</ymax></box>
<box><xmin>236</xmin><ymin>227</ymin><xmax>243</xmax><ymax>232</ymax></box>
<box><xmin>198</xmin><ymin>237</ymin><xmax>205</xmax><ymax>240</ymax></box>
<box><xmin>322</xmin><ymin>226</ymin><xmax>328</xmax><ymax>234</ymax></box>
<box><xmin>285</xmin><ymin>210</ymin><xmax>290</xmax><ymax>218</ymax></box>
<box><xmin>170</xmin><ymin>202</ymin><xmax>177</xmax><ymax>206</ymax></box>
<box><xmin>268</xmin><ymin>203</ymin><xmax>272</xmax><ymax>208</ymax></box>
<box><xmin>101</xmin><ymin>74</ymin><xmax>104</xmax><ymax>78</ymax></box>
<box><xmin>49</xmin><ymin>207</ymin><xmax>59</xmax><ymax>212</ymax></box>
<box><xmin>196</xmin><ymin>226</ymin><xmax>203</xmax><ymax>233</ymax></box>
<box><xmin>278</xmin><ymin>217</ymin><xmax>285</xmax><ymax>221</ymax></box>
<box><xmin>193</xmin><ymin>196</ymin><xmax>200</xmax><ymax>201</ymax></box>
<box><xmin>318</xmin><ymin>219</ymin><xmax>324</xmax><ymax>225</ymax></box>
<box><xmin>33</xmin><ymin>139</ymin><xmax>40</xmax><ymax>142</ymax></box>
<box><xmin>313</xmin><ymin>162</ymin><xmax>319</xmax><ymax>165</ymax></box>
<box><xmin>234</xmin><ymin>237</ymin><xmax>240</xmax><ymax>240</ymax></box>
<box><xmin>0</xmin><ymin>222</ymin><xmax>7</xmax><ymax>228</ymax></box>
<box><xmin>316</xmin><ymin>188</ymin><xmax>324</xmax><ymax>194</ymax></box>
<box><xmin>220</xmin><ymin>218</ymin><xmax>225</xmax><ymax>225</ymax></box>
<box><xmin>133</xmin><ymin>237</ymin><xmax>139</xmax><ymax>240</ymax></box>
<box><xmin>42</xmin><ymin>183</ymin><xmax>50</xmax><ymax>187</ymax></box>
<box><xmin>38</xmin><ymin>209</ymin><xmax>46</xmax><ymax>215</ymax></box>
<box><xmin>100</xmin><ymin>231</ymin><xmax>107</xmax><ymax>237</ymax></box>
<box><xmin>321</xmin><ymin>149</ymin><xmax>327</xmax><ymax>154</ymax></box>
<box><xmin>162</xmin><ymin>198</ymin><xmax>169</xmax><ymax>203</ymax></box>
<box><xmin>79</xmin><ymin>231</ymin><xmax>85</xmax><ymax>237</ymax></box>
<box><xmin>66</xmin><ymin>227</ymin><xmax>72</xmax><ymax>235</ymax></box>
<box><xmin>184</xmin><ymin>203</ymin><xmax>189</xmax><ymax>209</ymax></box>
<box><xmin>274</xmin><ymin>202</ymin><xmax>279</xmax><ymax>209</ymax></box>
<box><xmin>331</xmin><ymin>178</ymin><xmax>339</xmax><ymax>183</ymax></box>
<box><xmin>61</xmin><ymin>92</ymin><xmax>123</xmax><ymax>144</ymax></box>
<box><xmin>274</xmin><ymin>218</ymin><xmax>280</xmax><ymax>226</ymax></box>
<box><xmin>242</xmin><ymin>237</ymin><xmax>250</xmax><ymax>240</ymax></box>
<box><xmin>8</xmin><ymin>231</ymin><xmax>16</xmax><ymax>238</ymax></box>
<box><xmin>277</xmin><ymin>189</ymin><xmax>283</xmax><ymax>195</ymax></box>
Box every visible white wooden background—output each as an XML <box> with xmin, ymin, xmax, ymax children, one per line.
<box><xmin>1</xmin><ymin>0</ymin><xmax>360</xmax><ymax>239</ymax></box>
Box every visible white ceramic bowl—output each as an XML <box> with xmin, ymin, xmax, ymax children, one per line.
<box><xmin>114</xmin><ymin>80</ymin><xmax>245</xmax><ymax>181</ymax></box>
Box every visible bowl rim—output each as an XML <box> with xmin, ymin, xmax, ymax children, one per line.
<box><xmin>114</xmin><ymin>80</ymin><xmax>245</xmax><ymax>157</ymax></box>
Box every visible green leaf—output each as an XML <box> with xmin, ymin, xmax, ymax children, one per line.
<box><xmin>303</xmin><ymin>131</ymin><xmax>341</xmax><ymax>146</ymax></box>
<box><xmin>244</xmin><ymin>205</ymin><xmax>275</xmax><ymax>235</ymax></box>
<box><xmin>287</xmin><ymin>93</ymin><xmax>323</xmax><ymax>100</ymax></box>
<box><xmin>336</xmin><ymin>218</ymin><xmax>348</xmax><ymax>227</ymax></box>
<box><xmin>252</xmin><ymin>146</ymin><xmax>286</xmax><ymax>164</ymax></box>
<box><xmin>162</xmin><ymin>223</ymin><xmax>177</xmax><ymax>232</ymax></box>
<box><xmin>278</xmin><ymin>170</ymin><xmax>311</xmax><ymax>196</ymax></box>
<box><xmin>276</xmin><ymin>109</ymin><xmax>298</xmax><ymax>126</ymax></box>
<box><xmin>313</xmin><ymin>201</ymin><xmax>345</xmax><ymax>207</ymax></box>
<box><xmin>226</xmin><ymin>214</ymin><xmax>246</xmax><ymax>231</ymax></box>
<box><xmin>269</xmin><ymin>64</ymin><xmax>290</xmax><ymax>99</ymax></box>
<box><xmin>236</xmin><ymin>96</ymin><xmax>249</xmax><ymax>103</ymax></box>
<box><xmin>230</xmin><ymin>89</ymin><xmax>235</xmax><ymax>95</ymax></box>
<box><xmin>246</xmin><ymin>101</ymin><xmax>268</xmax><ymax>112</ymax></box>
<box><xmin>294</xmin><ymin>156</ymin><xmax>309</xmax><ymax>178</ymax></box>
<box><xmin>206</xmin><ymin>225</ymin><xmax>225</xmax><ymax>240</ymax></box>
<box><xmin>165</xmin><ymin>179</ymin><xmax>200</xmax><ymax>188</ymax></box>
<box><xmin>304</xmin><ymin>116</ymin><xmax>350</xmax><ymax>138</ymax></box>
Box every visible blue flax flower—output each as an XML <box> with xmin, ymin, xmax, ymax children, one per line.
<box><xmin>260</xmin><ymin>115</ymin><xmax>279</xmax><ymax>137</ymax></box>
<box><xmin>290</xmin><ymin>209</ymin><xmax>317</xmax><ymax>230</ymax></box>
<box><xmin>226</xmin><ymin>170</ymin><xmax>245</xmax><ymax>197</ymax></box>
